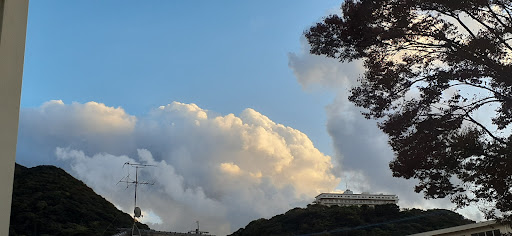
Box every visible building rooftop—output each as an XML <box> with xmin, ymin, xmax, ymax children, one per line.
<box><xmin>315</xmin><ymin>189</ymin><xmax>398</xmax><ymax>198</ymax></box>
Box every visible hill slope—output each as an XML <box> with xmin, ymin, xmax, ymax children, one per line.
<box><xmin>230</xmin><ymin>204</ymin><xmax>474</xmax><ymax>236</ymax></box>
<box><xmin>9</xmin><ymin>163</ymin><xmax>148</xmax><ymax>236</ymax></box>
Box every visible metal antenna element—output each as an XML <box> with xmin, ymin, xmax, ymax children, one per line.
<box><xmin>188</xmin><ymin>220</ymin><xmax>210</xmax><ymax>235</ymax></box>
<box><xmin>345</xmin><ymin>175</ymin><xmax>349</xmax><ymax>190</ymax></box>
<box><xmin>117</xmin><ymin>162</ymin><xmax>156</xmax><ymax>236</ymax></box>
<box><xmin>117</xmin><ymin>162</ymin><xmax>155</xmax><ymax>217</ymax></box>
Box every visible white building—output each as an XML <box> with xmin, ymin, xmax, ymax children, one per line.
<box><xmin>314</xmin><ymin>189</ymin><xmax>399</xmax><ymax>207</ymax></box>
<box><xmin>408</xmin><ymin>220</ymin><xmax>511</xmax><ymax>236</ymax></box>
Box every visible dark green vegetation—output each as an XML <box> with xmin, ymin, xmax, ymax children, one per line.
<box><xmin>9</xmin><ymin>163</ymin><xmax>148</xmax><ymax>236</ymax></box>
<box><xmin>306</xmin><ymin>0</ymin><xmax>512</xmax><ymax>221</ymax></box>
<box><xmin>230</xmin><ymin>204</ymin><xmax>474</xmax><ymax>236</ymax></box>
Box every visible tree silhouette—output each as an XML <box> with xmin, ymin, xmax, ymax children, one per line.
<box><xmin>305</xmin><ymin>0</ymin><xmax>512</xmax><ymax>222</ymax></box>
<box><xmin>229</xmin><ymin>204</ymin><xmax>473</xmax><ymax>236</ymax></box>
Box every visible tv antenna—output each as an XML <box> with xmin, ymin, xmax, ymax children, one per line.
<box><xmin>345</xmin><ymin>175</ymin><xmax>350</xmax><ymax>190</ymax></box>
<box><xmin>188</xmin><ymin>220</ymin><xmax>210</xmax><ymax>235</ymax></box>
<box><xmin>117</xmin><ymin>162</ymin><xmax>156</xmax><ymax>236</ymax></box>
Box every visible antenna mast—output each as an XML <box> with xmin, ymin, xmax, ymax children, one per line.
<box><xmin>188</xmin><ymin>220</ymin><xmax>210</xmax><ymax>235</ymax></box>
<box><xmin>118</xmin><ymin>162</ymin><xmax>155</xmax><ymax>236</ymax></box>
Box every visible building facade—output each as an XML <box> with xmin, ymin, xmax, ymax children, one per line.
<box><xmin>314</xmin><ymin>189</ymin><xmax>399</xmax><ymax>207</ymax></box>
<box><xmin>408</xmin><ymin>220</ymin><xmax>511</xmax><ymax>236</ymax></box>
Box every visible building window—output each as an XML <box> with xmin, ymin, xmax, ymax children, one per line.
<box><xmin>470</xmin><ymin>229</ymin><xmax>500</xmax><ymax>236</ymax></box>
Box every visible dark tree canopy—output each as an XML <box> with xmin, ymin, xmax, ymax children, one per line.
<box><xmin>229</xmin><ymin>204</ymin><xmax>473</xmax><ymax>236</ymax></box>
<box><xmin>10</xmin><ymin>164</ymin><xmax>149</xmax><ymax>235</ymax></box>
<box><xmin>306</xmin><ymin>0</ymin><xmax>512</xmax><ymax>221</ymax></box>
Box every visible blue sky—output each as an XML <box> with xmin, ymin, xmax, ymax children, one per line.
<box><xmin>22</xmin><ymin>1</ymin><xmax>338</xmax><ymax>156</ymax></box>
<box><xmin>17</xmin><ymin>1</ymin><xmax>483</xmax><ymax>235</ymax></box>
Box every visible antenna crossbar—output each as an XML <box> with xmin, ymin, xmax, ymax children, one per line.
<box><xmin>117</xmin><ymin>162</ymin><xmax>156</xmax><ymax>217</ymax></box>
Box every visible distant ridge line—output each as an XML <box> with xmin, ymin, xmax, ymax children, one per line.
<box><xmin>295</xmin><ymin>210</ymin><xmax>458</xmax><ymax>236</ymax></box>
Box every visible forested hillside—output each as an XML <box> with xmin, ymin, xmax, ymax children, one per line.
<box><xmin>230</xmin><ymin>204</ymin><xmax>474</xmax><ymax>236</ymax></box>
<box><xmin>9</xmin><ymin>163</ymin><xmax>148</xmax><ymax>236</ymax></box>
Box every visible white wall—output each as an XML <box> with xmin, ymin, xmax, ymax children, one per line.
<box><xmin>0</xmin><ymin>0</ymin><xmax>29</xmax><ymax>234</ymax></box>
<box><xmin>410</xmin><ymin>221</ymin><xmax>512</xmax><ymax>236</ymax></box>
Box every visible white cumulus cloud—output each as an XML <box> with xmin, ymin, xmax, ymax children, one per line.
<box><xmin>17</xmin><ymin>100</ymin><xmax>340</xmax><ymax>235</ymax></box>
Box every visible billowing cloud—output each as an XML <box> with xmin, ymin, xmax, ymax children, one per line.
<box><xmin>17</xmin><ymin>100</ymin><xmax>137</xmax><ymax>165</ymax></box>
<box><xmin>17</xmin><ymin>100</ymin><xmax>339</xmax><ymax>235</ymax></box>
<box><xmin>288</xmin><ymin>37</ymin><xmax>483</xmax><ymax>220</ymax></box>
